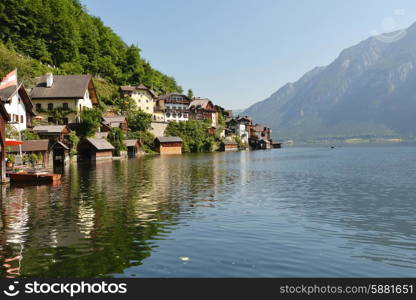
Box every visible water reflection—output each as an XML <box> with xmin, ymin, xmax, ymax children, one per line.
<box><xmin>0</xmin><ymin>153</ymin><xmax>231</xmax><ymax>277</ymax></box>
<box><xmin>0</xmin><ymin>147</ymin><xmax>415</xmax><ymax>277</ymax></box>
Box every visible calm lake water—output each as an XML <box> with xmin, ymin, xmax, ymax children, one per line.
<box><xmin>1</xmin><ymin>145</ymin><xmax>416</xmax><ymax>277</ymax></box>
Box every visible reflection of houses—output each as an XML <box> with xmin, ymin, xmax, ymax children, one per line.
<box><xmin>101</xmin><ymin>116</ymin><xmax>128</xmax><ymax>133</ymax></box>
<box><xmin>124</xmin><ymin>140</ymin><xmax>141</xmax><ymax>158</ymax></box>
<box><xmin>77</xmin><ymin>138</ymin><xmax>114</xmax><ymax>161</ymax></box>
<box><xmin>120</xmin><ymin>84</ymin><xmax>157</xmax><ymax>115</ymax></box>
<box><xmin>0</xmin><ymin>102</ymin><xmax>10</xmax><ymax>182</ymax></box>
<box><xmin>30</xmin><ymin>74</ymin><xmax>99</xmax><ymax>125</ymax></box>
<box><xmin>0</xmin><ymin>70</ymin><xmax>34</xmax><ymax>131</ymax></box>
<box><xmin>155</xmin><ymin>93</ymin><xmax>191</xmax><ymax>122</ymax></box>
<box><xmin>155</xmin><ymin>137</ymin><xmax>183</xmax><ymax>155</ymax></box>
<box><xmin>188</xmin><ymin>98</ymin><xmax>218</xmax><ymax>127</ymax></box>
<box><xmin>33</xmin><ymin>125</ymin><xmax>71</xmax><ymax>143</ymax></box>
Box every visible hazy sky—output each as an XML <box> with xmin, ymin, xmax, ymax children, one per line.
<box><xmin>81</xmin><ymin>0</ymin><xmax>416</xmax><ymax>109</ymax></box>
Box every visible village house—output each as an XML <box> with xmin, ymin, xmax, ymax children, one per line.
<box><xmin>154</xmin><ymin>136</ymin><xmax>183</xmax><ymax>155</ymax></box>
<box><xmin>249</xmin><ymin>124</ymin><xmax>273</xmax><ymax>150</ymax></box>
<box><xmin>120</xmin><ymin>84</ymin><xmax>156</xmax><ymax>115</ymax></box>
<box><xmin>77</xmin><ymin>138</ymin><xmax>115</xmax><ymax>161</ymax></box>
<box><xmin>250</xmin><ymin>124</ymin><xmax>272</xmax><ymax>141</ymax></box>
<box><xmin>226</xmin><ymin>116</ymin><xmax>252</xmax><ymax>144</ymax></box>
<box><xmin>33</xmin><ymin>125</ymin><xmax>71</xmax><ymax>143</ymax></box>
<box><xmin>188</xmin><ymin>98</ymin><xmax>218</xmax><ymax>127</ymax></box>
<box><xmin>30</xmin><ymin>74</ymin><xmax>99</xmax><ymax>125</ymax></box>
<box><xmin>124</xmin><ymin>140</ymin><xmax>141</xmax><ymax>158</ymax></box>
<box><xmin>155</xmin><ymin>93</ymin><xmax>191</xmax><ymax>122</ymax></box>
<box><xmin>101</xmin><ymin>116</ymin><xmax>128</xmax><ymax>133</ymax></box>
<box><xmin>0</xmin><ymin>102</ymin><xmax>10</xmax><ymax>183</ymax></box>
<box><xmin>0</xmin><ymin>70</ymin><xmax>34</xmax><ymax>131</ymax></box>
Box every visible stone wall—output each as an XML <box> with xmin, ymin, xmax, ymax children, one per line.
<box><xmin>149</xmin><ymin>122</ymin><xmax>168</xmax><ymax>137</ymax></box>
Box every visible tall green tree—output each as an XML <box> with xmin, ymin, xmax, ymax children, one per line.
<box><xmin>78</xmin><ymin>108</ymin><xmax>102</xmax><ymax>138</ymax></box>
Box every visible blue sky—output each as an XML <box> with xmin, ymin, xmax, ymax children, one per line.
<box><xmin>81</xmin><ymin>0</ymin><xmax>416</xmax><ymax>110</ymax></box>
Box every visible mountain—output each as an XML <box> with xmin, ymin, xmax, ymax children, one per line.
<box><xmin>243</xmin><ymin>23</ymin><xmax>416</xmax><ymax>141</ymax></box>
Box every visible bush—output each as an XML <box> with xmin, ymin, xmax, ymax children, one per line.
<box><xmin>127</xmin><ymin>130</ymin><xmax>156</xmax><ymax>153</ymax></box>
<box><xmin>107</xmin><ymin>127</ymin><xmax>126</xmax><ymax>156</ymax></box>
<box><xmin>165</xmin><ymin>120</ymin><xmax>218</xmax><ymax>153</ymax></box>
<box><xmin>21</xmin><ymin>129</ymin><xmax>40</xmax><ymax>140</ymax></box>
<box><xmin>68</xmin><ymin>131</ymin><xmax>79</xmax><ymax>156</ymax></box>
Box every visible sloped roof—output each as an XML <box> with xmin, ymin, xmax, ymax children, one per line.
<box><xmin>33</xmin><ymin>125</ymin><xmax>68</xmax><ymax>134</ymax></box>
<box><xmin>102</xmin><ymin>116</ymin><xmax>126</xmax><ymax>124</ymax></box>
<box><xmin>189</xmin><ymin>98</ymin><xmax>213</xmax><ymax>110</ymax></box>
<box><xmin>8</xmin><ymin>140</ymin><xmax>49</xmax><ymax>152</ymax></box>
<box><xmin>0</xmin><ymin>85</ymin><xmax>17</xmax><ymax>101</ymax></box>
<box><xmin>120</xmin><ymin>84</ymin><xmax>157</xmax><ymax>97</ymax></box>
<box><xmin>124</xmin><ymin>140</ymin><xmax>138</xmax><ymax>147</ymax></box>
<box><xmin>30</xmin><ymin>74</ymin><xmax>93</xmax><ymax>99</ymax></box>
<box><xmin>156</xmin><ymin>136</ymin><xmax>183</xmax><ymax>143</ymax></box>
<box><xmin>156</xmin><ymin>93</ymin><xmax>190</xmax><ymax>101</ymax></box>
<box><xmin>86</xmin><ymin>138</ymin><xmax>115</xmax><ymax>151</ymax></box>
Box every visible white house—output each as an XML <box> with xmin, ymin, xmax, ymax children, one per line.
<box><xmin>0</xmin><ymin>70</ymin><xmax>34</xmax><ymax>131</ymax></box>
<box><xmin>30</xmin><ymin>73</ymin><xmax>99</xmax><ymax>125</ymax></box>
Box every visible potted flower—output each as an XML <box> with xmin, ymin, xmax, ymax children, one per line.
<box><xmin>6</xmin><ymin>154</ymin><xmax>15</xmax><ymax>168</ymax></box>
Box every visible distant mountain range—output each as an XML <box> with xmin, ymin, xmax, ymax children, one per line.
<box><xmin>243</xmin><ymin>22</ymin><xmax>416</xmax><ymax>142</ymax></box>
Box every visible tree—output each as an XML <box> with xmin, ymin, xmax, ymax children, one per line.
<box><xmin>128</xmin><ymin>110</ymin><xmax>152</xmax><ymax>133</ymax></box>
<box><xmin>114</xmin><ymin>96</ymin><xmax>137</xmax><ymax>118</ymax></box>
<box><xmin>107</xmin><ymin>127</ymin><xmax>126</xmax><ymax>157</ymax></box>
<box><xmin>187</xmin><ymin>89</ymin><xmax>194</xmax><ymax>99</ymax></box>
<box><xmin>78</xmin><ymin>107</ymin><xmax>102</xmax><ymax>138</ymax></box>
<box><xmin>165</xmin><ymin>120</ymin><xmax>217</xmax><ymax>153</ymax></box>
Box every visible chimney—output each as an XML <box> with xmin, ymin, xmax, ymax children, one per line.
<box><xmin>46</xmin><ymin>73</ymin><xmax>54</xmax><ymax>88</ymax></box>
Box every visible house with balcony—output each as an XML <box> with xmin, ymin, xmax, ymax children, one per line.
<box><xmin>30</xmin><ymin>74</ymin><xmax>99</xmax><ymax>125</ymax></box>
<box><xmin>155</xmin><ymin>93</ymin><xmax>191</xmax><ymax>122</ymax></box>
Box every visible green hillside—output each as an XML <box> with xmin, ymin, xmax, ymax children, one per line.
<box><xmin>0</xmin><ymin>0</ymin><xmax>182</xmax><ymax>101</ymax></box>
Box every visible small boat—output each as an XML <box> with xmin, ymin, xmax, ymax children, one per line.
<box><xmin>7</xmin><ymin>171</ymin><xmax>62</xmax><ymax>183</ymax></box>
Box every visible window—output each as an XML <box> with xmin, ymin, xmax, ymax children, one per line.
<box><xmin>20</xmin><ymin>115</ymin><xmax>24</xmax><ymax>123</ymax></box>
<box><xmin>63</xmin><ymin>103</ymin><xmax>69</xmax><ymax>110</ymax></box>
<box><xmin>48</xmin><ymin>117</ymin><xmax>55</xmax><ymax>124</ymax></box>
<box><xmin>154</xmin><ymin>115</ymin><xmax>157</xmax><ymax>120</ymax></box>
<box><xmin>172</xmin><ymin>113</ymin><xmax>177</xmax><ymax>118</ymax></box>
<box><xmin>48</xmin><ymin>103</ymin><xmax>53</xmax><ymax>111</ymax></box>
<box><xmin>178</xmin><ymin>113</ymin><xmax>182</xmax><ymax>118</ymax></box>
<box><xmin>146</xmin><ymin>107</ymin><xmax>149</xmax><ymax>110</ymax></box>
<box><xmin>183</xmin><ymin>113</ymin><xmax>188</xmax><ymax>118</ymax></box>
<box><xmin>36</xmin><ymin>103</ymin><xmax>42</xmax><ymax>111</ymax></box>
<box><xmin>166</xmin><ymin>113</ymin><xmax>171</xmax><ymax>118</ymax></box>
<box><xmin>63</xmin><ymin>118</ymin><xmax>69</xmax><ymax>125</ymax></box>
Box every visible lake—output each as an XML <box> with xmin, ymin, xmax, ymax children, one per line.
<box><xmin>1</xmin><ymin>145</ymin><xmax>416</xmax><ymax>277</ymax></box>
